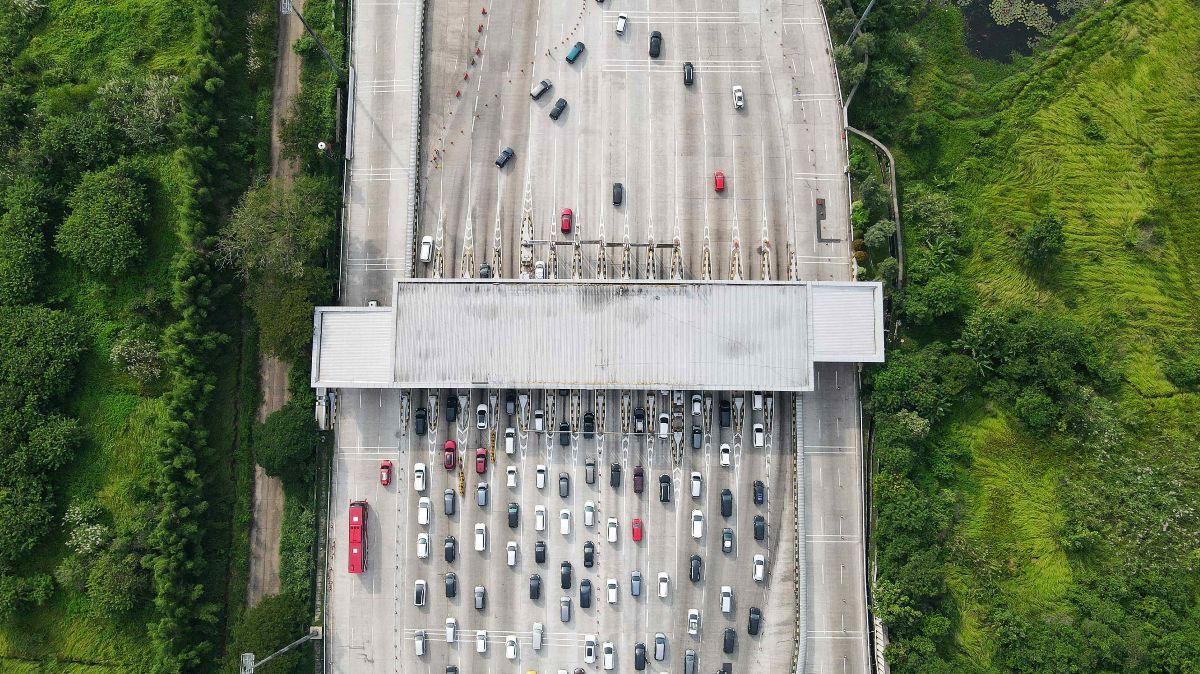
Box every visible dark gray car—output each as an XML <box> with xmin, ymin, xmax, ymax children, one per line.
<box><xmin>719</xmin><ymin>399</ymin><xmax>731</xmax><ymax>427</ymax></box>
<box><xmin>561</xmin><ymin>561</ymin><xmax>573</xmax><ymax>589</ymax></box>
<box><xmin>445</xmin><ymin>572</ymin><xmax>457</xmax><ymax>597</ymax></box>
<box><xmin>754</xmin><ymin>515</ymin><xmax>766</xmax><ymax>541</ymax></box>
<box><xmin>720</xmin><ymin>488</ymin><xmax>732</xmax><ymax>517</ymax></box>
<box><xmin>444</xmin><ymin>535</ymin><xmax>456</xmax><ymax>563</ymax></box>
<box><xmin>580</xmin><ymin>579</ymin><xmax>592</xmax><ymax>608</ymax></box>
<box><xmin>748</xmin><ymin>606</ymin><xmax>762</xmax><ymax>635</ymax></box>
<box><xmin>549</xmin><ymin>97</ymin><xmax>568</xmax><ymax>120</ymax></box>
<box><xmin>610</xmin><ymin>463</ymin><xmax>622</xmax><ymax>488</ymax></box>
<box><xmin>691</xmin><ymin>424</ymin><xmax>701</xmax><ymax>449</ymax></box>
<box><xmin>689</xmin><ymin>554</ymin><xmax>702</xmax><ymax>582</ymax></box>
<box><xmin>649</xmin><ymin>30</ymin><xmax>662</xmax><ymax>57</ymax></box>
<box><xmin>559</xmin><ymin>472</ymin><xmax>570</xmax><ymax>497</ymax></box>
<box><xmin>414</xmin><ymin>407</ymin><xmax>428</xmax><ymax>435</ymax></box>
<box><xmin>613</xmin><ymin>182</ymin><xmax>624</xmax><ymax>206</ymax></box>
<box><xmin>530</xmin><ymin>573</ymin><xmax>542</xmax><ymax>600</ymax></box>
<box><xmin>495</xmin><ymin>147</ymin><xmax>514</xmax><ymax>168</ymax></box>
<box><xmin>723</xmin><ymin>628</ymin><xmax>736</xmax><ymax>654</ymax></box>
<box><xmin>444</xmin><ymin>488</ymin><xmax>456</xmax><ymax>515</ymax></box>
<box><xmin>559</xmin><ymin>421</ymin><xmax>571</xmax><ymax>446</ymax></box>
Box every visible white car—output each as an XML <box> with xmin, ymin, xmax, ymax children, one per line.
<box><xmin>414</xmin><ymin>579</ymin><xmax>427</xmax><ymax>606</ymax></box>
<box><xmin>419</xmin><ymin>235</ymin><xmax>433</xmax><ymax>262</ymax></box>
<box><xmin>753</xmin><ymin>423</ymin><xmax>765</xmax><ymax>448</ymax></box>
<box><xmin>505</xmin><ymin>635</ymin><xmax>518</xmax><ymax>659</ymax></box>
<box><xmin>534</xmin><ymin>260</ymin><xmax>547</xmax><ymax>278</ymax></box>
<box><xmin>658</xmin><ymin>572</ymin><xmax>669</xmax><ymax>598</ymax></box>
<box><xmin>535</xmin><ymin>505</ymin><xmax>547</xmax><ymax>531</ymax></box>
<box><xmin>559</xmin><ymin>509</ymin><xmax>571</xmax><ymax>535</ymax></box>
<box><xmin>533</xmin><ymin>622</ymin><xmax>544</xmax><ymax>650</ymax></box>
<box><xmin>615</xmin><ymin>13</ymin><xmax>627</xmax><ymax>34</ymax></box>
<box><xmin>415</xmin><ymin>629</ymin><xmax>426</xmax><ymax>656</ymax></box>
<box><xmin>607</xmin><ymin>517</ymin><xmax>618</xmax><ymax>542</ymax></box>
<box><xmin>536</xmin><ymin>465</ymin><xmax>547</xmax><ymax>489</ymax></box>
<box><xmin>476</xmin><ymin>403</ymin><xmax>489</xmax><ymax>429</ymax></box>
<box><xmin>474</xmin><ymin>523</ymin><xmax>487</xmax><ymax>551</ymax></box>
<box><xmin>691</xmin><ymin>394</ymin><xmax>702</xmax><ymax>416</ymax></box>
<box><xmin>721</xmin><ymin>585</ymin><xmax>733</xmax><ymax>613</ymax></box>
<box><xmin>505</xmin><ymin>427</ymin><xmax>516</xmax><ymax>454</ymax></box>
<box><xmin>752</xmin><ymin>390</ymin><xmax>763</xmax><ymax>410</ymax></box>
<box><xmin>414</xmin><ymin>463</ymin><xmax>427</xmax><ymax>492</ymax></box>
<box><xmin>687</xmin><ymin>608</ymin><xmax>700</xmax><ymax>635</ymax></box>
<box><xmin>603</xmin><ymin>641</ymin><xmax>615</xmax><ymax>670</ymax></box>
<box><xmin>445</xmin><ymin>617</ymin><xmax>457</xmax><ymax>643</ymax></box>
<box><xmin>417</xmin><ymin>497</ymin><xmax>431</xmax><ymax>526</ymax></box>
<box><xmin>691</xmin><ymin>510</ymin><xmax>704</xmax><ymax>538</ymax></box>
<box><xmin>657</xmin><ymin>413</ymin><xmax>670</xmax><ymax>438</ymax></box>
<box><xmin>753</xmin><ymin>554</ymin><xmax>766</xmax><ymax>582</ymax></box>
<box><xmin>416</xmin><ymin>533</ymin><xmax>429</xmax><ymax>559</ymax></box>
<box><xmin>585</xmin><ymin>634</ymin><xmax>597</xmax><ymax>663</ymax></box>
<box><xmin>607</xmin><ymin>578</ymin><xmax>618</xmax><ymax>604</ymax></box>
<box><xmin>690</xmin><ymin>471</ymin><xmax>702</xmax><ymax>497</ymax></box>
<box><xmin>476</xmin><ymin>629</ymin><xmax>487</xmax><ymax>653</ymax></box>
<box><xmin>534</xmin><ymin>409</ymin><xmax>545</xmax><ymax>431</ymax></box>
<box><xmin>733</xmin><ymin>84</ymin><xmax>745</xmax><ymax>109</ymax></box>
<box><xmin>506</xmin><ymin>465</ymin><xmax>518</xmax><ymax>487</ymax></box>
<box><xmin>507</xmin><ymin>541</ymin><xmax>518</xmax><ymax>566</ymax></box>
<box><xmin>720</xmin><ymin>443</ymin><xmax>731</xmax><ymax>466</ymax></box>
<box><xmin>584</xmin><ymin>500</ymin><xmax>595</xmax><ymax>527</ymax></box>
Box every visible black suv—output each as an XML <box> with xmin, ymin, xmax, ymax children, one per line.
<box><xmin>683</xmin><ymin>61</ymin><xmax>694</xmax><ymax>85</ymax></box>
<box><xmin>658</xmin><ymin>474</ymin><xmax>671</xmax><ymax>502</ymax></box>
<box><xmin>649</xmin><ymin>30</ymin><xmax>662</xmax><ymax>57</ymax></box>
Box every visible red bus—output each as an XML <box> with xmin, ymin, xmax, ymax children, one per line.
<box><xmin>348</xmin><ymin>500</ymin><xmax>368</xmax><ymax>574</ymax></box>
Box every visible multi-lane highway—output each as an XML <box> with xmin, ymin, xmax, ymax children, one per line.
<box><xmin>325</xmin><ymin>0</ymin><xmax>870</xmax><ymax>670</ymax></box>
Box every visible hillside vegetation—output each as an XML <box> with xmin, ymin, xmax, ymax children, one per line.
<box><xmin>843</xmin><ymin>0</ymin><xmax>1200</xmax><ymax>670</ymax></box>
<box><xmin>0</xmin><ymin>0</ymin><xmax>275</xmax><ymax>669</ymax></box>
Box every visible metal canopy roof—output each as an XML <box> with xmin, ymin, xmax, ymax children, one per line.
<box><xmin>312</xmin><ymin>279</ymin><xmax>883</xmax><ymax>391</ymax></box>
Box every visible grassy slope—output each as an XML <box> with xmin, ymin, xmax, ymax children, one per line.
<box><xmin>0</xmin><ymin>0</ymin><xmax>203</xmax><ymax>669</ymax></box>
<box><xmin>896</xmin><ymin>0</ymin><xmax>1200</xmax><ymax>666</ymax></box>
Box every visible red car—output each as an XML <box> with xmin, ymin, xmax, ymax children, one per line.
<box><xmin>443</xmin><ymin>440</ymin><xmax>457</xmax><ymax>469</ymax></box>
<box><xmin>561</xmin><ymin>207</ymin><xmax>573</xmax><ymax>233</ymax></box>
<box><xmin>713</xmin><ymin>171</ymin><xmax>726</xmax><ymax>192</ymax></box>
<box><xmin>632</xmin><ymin>518</ymin><xmax>643</xmax><ymax>542</ymax></box>
<box><xmin>379</xmin><ymin>460</ymin><xmax>392</xmax><ymax>486</ymax></box>
<box><xmin>475</xmin><ymin>447</ymin><xmax>488</xmax><ymax>474</ymax></box>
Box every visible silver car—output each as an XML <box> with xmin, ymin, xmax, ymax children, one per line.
<box><xmin>560</xmin><ymin>596</ymin><xmax>572</xmax><ymax>622</ymax></box>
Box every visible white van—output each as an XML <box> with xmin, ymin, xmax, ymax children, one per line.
<box><xmin>474</xmin><ymin>523</ymin><xmax>487</xmax><ymax>551</ymax></box>
<box><xmin>720</xmin><ymin>586</ymin><xmax>733</xmax><ymax>613</ymax></box>
<box><xmin>414</xmin><ymin>630</ymin><xmax>426</xmax><ymax>656</ymax></box>
<box><xmin>533</xmin><ymin>622</ymin><xmax>544</xmax><ymax>650</ymax></box>
<box><xmin>607</xmin><ymin>578</ymin><xmax>618</xmax><ymax>604</ymax></box>
<box><xmin>419</xmin><ymin>235</ymin><xmax>433</xmax><ymax>263</ymax></box>
<box><xmin>507</xmin><ymin>541</ymin><xmax>518</xmax><ymax>566</ymax></box>
<box><xmin>445</xmin><ymin>617</ymin><xmax>457</xmax><ymax>643</ymax></box>
<box><xmin>753</xmin><ymin>423</ymin><xmax>765</xmax><ymax>448</ymax></box>
<box><xmin>476</xmin><ymin>629</ymin><xmax>487</xmax><ymax>653</ymax></box>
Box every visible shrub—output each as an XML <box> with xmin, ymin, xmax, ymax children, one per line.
<box><xmin>227</xmin><ymin>593</ymin><xmax>310</xmax><ymax>673</ymax></box>
<box><xmin>1019</xmin><ymin>214</ymin><xmax>1065</xmax><ymax>269</ymax></box>
<box><xmin>255</xmin><ymin>398</ymin><xmax>324</xmax><ymax>488</ymax></box>
<box><xmin>865</xmin><ymin>219</ymin><xmax>894</xmax><ymax>249</ymax></box>
<box><xmin>55</xmin><ymin>164</ymin><xmax>149</xmax><ymax>277</ymax></box>
<box><xmin>0</xmin><ymin>305</ymin><xmax>86</xmax><ymax>404</ymax></box>
<box><xmin>279</xmin><ymin>500</ymin><xmax>316</xmax><ymax>598</ymax></box>
<box><xmin>0</xmin><ymin>175</ymin><xmax>48</xmax><ymax>305</ymax></box>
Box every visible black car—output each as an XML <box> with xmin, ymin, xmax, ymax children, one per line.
<box><xmin>560</xmin><ymin>561</ymin><xmax>573</xmax><ymax>589</ymax></box>
<box><xmin>583</xmin><ymin>412</ymin><xmax>595</xmax><ymax>438</ymax></box>
<box><xmin>658</xmin><ymin>474</ymin><xmax>671</xmax><ymax>502</ymax></box>
<box><xmin>753</xmin><ymin>480</ymin><xmax>765</xmax><ymax>505</ymax></box>
<box><xmin>580</xmin><ymin>579</ymin><xmax>593</xmax><ymax>608</ymax></box>
<box><xmin>632</xmin><ymin>405</ymin><xmax>644</xmax><ymax>431</ymax></box>
<box><xmin>508</xmin><ymin>502</ymin><xmax>519</xmax><ymax>529</ymax></box>
<box><xmin>444</xmin><ymin>535</ymin><xmax>457</xmax><ymax>562</ymax></box>
<box><xmin>445</xmin><ymin>572</ymin><xmax>457</xmax><ymax>597</ymax></box>
<box><xmin>559</xmin><ymin>421</ymin><xmax>571</xmax><ymax>446</ymax></box>
<box><xmin>610</xmin><ymin>462</ymin><xmax>622</xmax><ymax>488</ymax></box>
<box><xmin>414</xmin><ymin>407</ymin><xmax>428</xmax><ymax>435</ymax></box>
<box><xmin>723</xmin><ymin>628</ymin><xmax>736</xmax><ymax>654</ymax></box>
<box><xmin>530</xmin><ymin>573</ymin><xmax>542</xmax><ymax>600</ymax></box>
<box><xmin>634</xmin><ymin>642</ymin><xmax>647</xmax><ymax>670</ymax></box>
<box><xmin>689</xmin><ymin>554</ymin><xmax>702</xmax><ymax>582</ymax></box>
<box><xmin>719</xmin><ymin>399</ymin><xmax>731</xmax><ymax>427</ymax></box>
<box><xmin>535</xmin><ymin>540</ymin><xmax>547</xmax><ymax>563</ymax></box>
<box><xmin>649</xmin><ymin>30</ymin><xmax>662</xmax><ymax>57</ymax></box>
<box><xmin>721</xmin><ymin>488</ymin><xmax>733</xmax><ymax>517</ymax></box>
<box><xmin>549</xmin><ymin>97</ymin><xmax>568</xmax><ymax>120</ymax></box>
<box><xmin>753</xmin><ymin>515</ymin><xmax>766</xmax><ymax>541</ymax></box>
<box><xmin>722</xmin><ymin>527</ymin><xmax>734</xmax><ymax>553</ymax></box>
<box><xmin>683</xmin><ymin>61</ymin><xmax>694</xmax><ymax>85</ymax></box>
<box><xmin>748</xmin><ymin>606</ymin><xmax>762</xmax><ymax>635</ymax></box>
<box><xmin>505</xmin><ymin>392</ymin><xmax>516</xmax><ymax>416</ymax></box>
<box><xmin>495</xmin><ymin>147</ymin><xmax>514</xmax><ymax>168</ymax></box>
<box><xmin>446</xmin><ymin>396</ymin><xmax>459</xmax><ymax>422</ymax></box>
<box><xmin>613</xmin><ymin>182</ymin><xmax>624</xmax><ymax>206</ymax></box>
<box><xmin>584</xmin><ymin>541</ymin><xmax>595</xmax><ymax>567</ymax></box>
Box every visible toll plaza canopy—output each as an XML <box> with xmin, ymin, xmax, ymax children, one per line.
<box><xmin>311</xmin><ymin>279</ymin><xmax>884</xmax><ymax>392</ymax></box>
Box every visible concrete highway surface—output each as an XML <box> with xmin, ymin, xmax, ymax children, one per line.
<box><xmin>325</xmin><ymin>0</ymin><xmax>870</xmax><ymax>669</ymax></box>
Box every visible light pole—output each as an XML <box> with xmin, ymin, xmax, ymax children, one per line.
<box><xmin>240</xmin><ymin>626</ymin><xmax>323</xmax><ymax>673</ymax></box>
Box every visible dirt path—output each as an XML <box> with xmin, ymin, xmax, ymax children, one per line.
<box><xmin>247</xmin><ymin>0</ymin><xmax>307</xmax><ymax>609</ymax></box>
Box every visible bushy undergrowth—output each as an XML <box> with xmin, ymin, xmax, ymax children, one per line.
<box><xmin>843</xmin><ymin>0</ymin><xmax>1200</xmax><ymax>670</ymax></box>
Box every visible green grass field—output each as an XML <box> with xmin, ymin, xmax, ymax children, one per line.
<box><xmin>887</xmin><ymin>0</ymin><xmax>1200</xmax><ymax>667</ymax></box>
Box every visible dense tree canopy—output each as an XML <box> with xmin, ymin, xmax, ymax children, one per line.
<box><xmin>55</xmin><ymin>163</ymin><xmax>149</xmax><ymax>277</ymax></box>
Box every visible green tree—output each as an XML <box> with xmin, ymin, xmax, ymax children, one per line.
<box><xmin>0</xmin><ymin>175</ymin><xmax>48</xmax><ymax>305</ymax></box>
<box><xmin>218</xmin><ymin>175</ymin><xmax>338</xmax><ymax>280</ymax></box>
<box><xmin>864</xmin><ymin>219</ymin><xmax>894</xmax><ymax>250</ymax></box>
<box><xmin>250</xmin><ymin>270</ymin><xmax>327</xmax><ymax>358</ymax></box>
<box><xmin>0</xmin><ymin>305</ymin><xmax>85</xmax><ymax>403</ymax></box>
<box><xmin>1019</xmin><ymin>214</ymin><xmax>1066</xmax><ymax>268</ymax></box>
<box><xmin>55</xmin><ymin>164</ymin><xmax>149</xmax><ymax>277</ymax></box>
<box><xmin>255</xmin><ymin>398</ymin><xmax>324</xmax><ymax>488</ymax></box>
